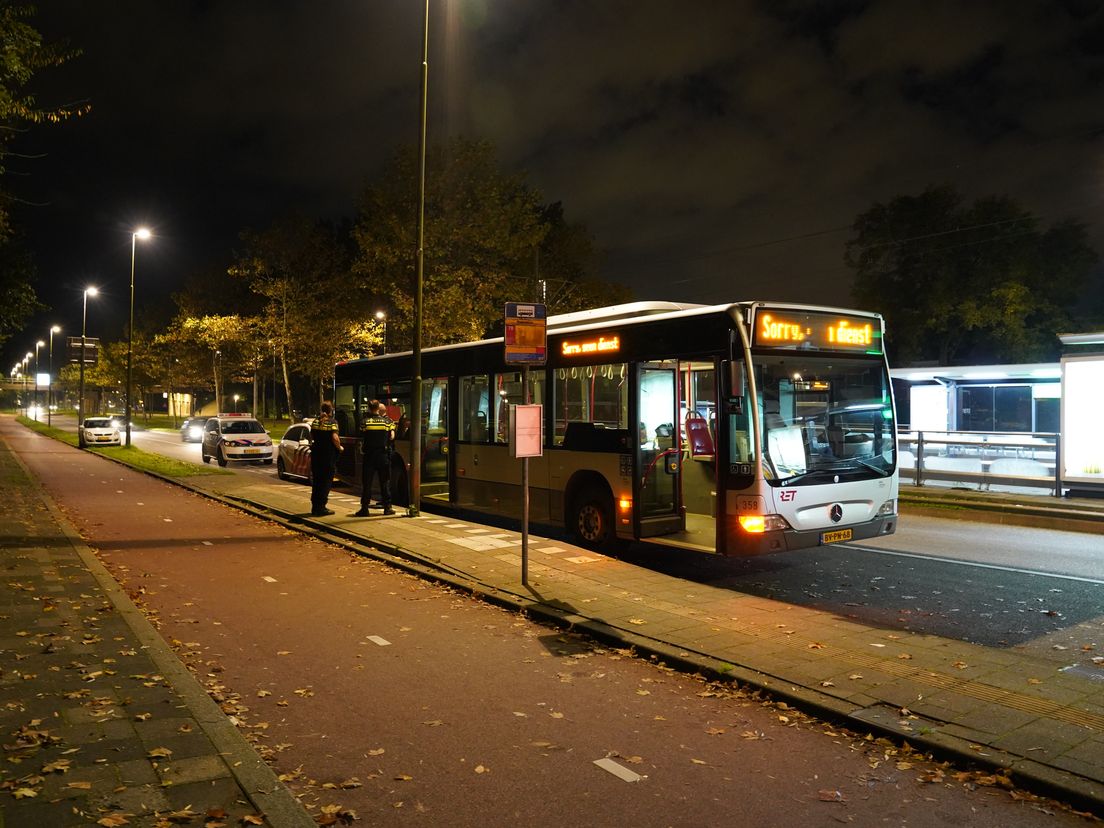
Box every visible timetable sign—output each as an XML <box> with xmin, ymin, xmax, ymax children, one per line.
<box><xmin>504</xmin><ymin>302</ymin><xmax>547</xmax><ymax>366</ymax></box>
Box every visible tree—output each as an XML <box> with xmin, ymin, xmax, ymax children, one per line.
<box><xmin>229</xmin><ymin>214</ymin><xmax>364</xmax><ymax>417</ymax></box>
<box><xmin>355</xmin><ymin>138</ymin><xmax>617</xmax><ymax>348</ymax></box>
<box><xmin>0</xmin><ymin>5</ymin><xmax>88</xmax><ymax>346</ymax></box>
<box><xmin>845</xmin><ymin>186</ymin><xmax>1098</xmax><ymax>364</ymax></box>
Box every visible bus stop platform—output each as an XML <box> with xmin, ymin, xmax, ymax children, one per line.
<box><xmin>169</xmin><ymin>470</ymin><xmax>1104</xmax><ymax>814</ymax></box>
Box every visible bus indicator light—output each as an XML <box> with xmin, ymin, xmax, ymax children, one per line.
<box><xmin>738</xmin><ymin>514</ymin><xmax>767</xmax><ymax>533</ymax></box>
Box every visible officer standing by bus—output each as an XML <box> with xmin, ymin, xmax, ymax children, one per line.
<box><xmin>355</xmin><ymin>399</ymin><xmax>395</xmax><ymax>516</ymax></box>
<box><xmin>309</xmin><ymin>401</ymin><xmax>343</xmax><ymax>516</ymax></box>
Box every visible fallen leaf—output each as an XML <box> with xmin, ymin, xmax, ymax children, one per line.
<box><xmin>474</xmin><ymin>765</ymin><xmax>488</xmax><ymax>774</ymax></box>
<box><xmin>368</xmin><ymin>748</ymin><xmax>385</xmax><ymax>756</ymax></box>
<box><xmin>146</xmin><ymin>747</ymin><xmax>173</xmax><ymax>759</ymax></box>
<box><xmin>817</xmin><ymin>789</ymin><xmax>846</xmax><ymax>802</ymax></box>
<box><xmin>12</xmin><ymin>787</ymin><xmax>38</xmax><ymax>799</ymax></box>
<box><xmin>66</xmin><ymin>781</ymin><xmax>93</xmax><ymax>790</ymax></box>
<box><xmin>951</xmin><ymin>661</ymin><xmax>969</xmax><ymax>670</ymax></box>
<box><xmin>97</xmin><ymin>814</ymin><xmax>132</xmax><ymax>827</ymax></box>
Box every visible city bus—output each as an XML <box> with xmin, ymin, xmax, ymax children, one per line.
<box><xmin>333</xmin><ymin>301</ymin><xmax>899</xmax><ymax>555</ymax></box>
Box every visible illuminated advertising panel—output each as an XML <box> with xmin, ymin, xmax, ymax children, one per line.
<box><xmin>1061</xmin><ymin>355</ymin><xmax>1104</xmax><ymax>488</ymax></box>
<box><xmin>752</xmin><ymin>308</ymin><xmax>883</xmax><ymax>354</ymax></box>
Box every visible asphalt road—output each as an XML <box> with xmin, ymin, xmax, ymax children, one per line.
<box><xmin>10</xmin><ymin>421</ymin><xmax>1088</xmax><ymax>826</ymax></box>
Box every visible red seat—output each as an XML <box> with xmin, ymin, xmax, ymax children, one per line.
<box><xmin>685</xmin><ymin>411</ymin><xmax>714</xmax><ymax>458</ymax></box>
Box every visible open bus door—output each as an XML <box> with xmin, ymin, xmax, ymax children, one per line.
<box><xmin>634</xmin><ymin>361</ymin><xmax>683</xmax><ymax>537</ymax></box>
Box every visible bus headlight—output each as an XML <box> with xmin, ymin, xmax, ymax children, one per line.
<box><xmin>877</xmin><ymin>499</ymin><xmax>897</xmax><ymax>517</ymax></box>
<box><xmin>738</xmin><ymin>514</ymin><xmax>790</xmax><ymax>534</ymax></box>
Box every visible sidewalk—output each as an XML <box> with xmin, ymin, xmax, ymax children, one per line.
<box><xmin>177</xmin><ymin>468</ymin><xmax>1104</xmax><ymax>814</ymax></box>
<box><xmin>0</xmin><ymin>436</ymin><xmax>314</xmax><ymax>827</ymax></box>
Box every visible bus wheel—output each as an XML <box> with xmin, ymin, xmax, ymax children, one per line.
<box><xmin>571</xmin><ymin>488</ymin><xmax>614</xmax><ymax>549</ymax></box>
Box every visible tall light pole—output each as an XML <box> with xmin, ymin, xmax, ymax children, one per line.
<box><xmin>408</xmin><ymin>0</ymin><xmax>430</xmax><ymax>517</ymax></box>
<box><xmin>79</xmin><ymin>287</ymin><xmax>98</xmax><ymax>428</ymax></box>
<box><xmin>376</xmin><ymin>310</ymin><xmax>387</xmax><ymax>354</ymax></box>
<box><xmin>22</xmin><ymin>354</ymin><xmax>31</xmax><ymax>415</ymax></box>
<box><xmin>48</xmin><ymin>325</ymin><xmax>60</xmax><ymax>426</ymax></box>
<box><xmin>33</xmin><ymin>340</ymin><xmax>45</xmax><ymax>420</ymax></box>
<box><xmin>126</xmin><ymin>227</ymin><xmax>152</xmax><ymax>447</ymax></box>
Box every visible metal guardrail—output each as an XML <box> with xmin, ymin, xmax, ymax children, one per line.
<box><xmin>896</xmin><ymin>429</ymin><xmax>1061</xmax><ymax>497</ymax></box>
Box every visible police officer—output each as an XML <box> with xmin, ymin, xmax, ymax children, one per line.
<box><xmin>356</xmin><ymin>399</ymin><xmax>395</xmax><ymax>516</ymax></box>
<box><xmin>309</xmin><ymin>401</ymin><xmax>343</xmax><ymax>516</ymax></box>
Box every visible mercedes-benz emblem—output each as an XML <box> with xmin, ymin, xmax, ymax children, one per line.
<box><xmin>830</xmin><ymin>504</ymin><xmax>843</xmax><ymax>523</ymax></box>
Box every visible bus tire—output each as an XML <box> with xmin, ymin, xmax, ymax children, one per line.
<box><xmin>570</xmin><ymin>487</ymin><xmax>615</xmax><ymax>550</ymax></box>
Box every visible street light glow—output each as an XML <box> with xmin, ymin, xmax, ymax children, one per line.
<box><xmin>134</xmin><ymin>227</ymin><xmax>152</xmax><ymax>240</ymax></box>
<box><xmin>86</xmin><ymin>286</ymin><xmax>98</xmax><ymax>297</ymax></box>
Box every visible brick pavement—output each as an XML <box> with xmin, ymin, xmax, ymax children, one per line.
<box><xmin>0</xmin><ymin>430</ymin><xmax>313</xmax><ymax>828</ymax></box>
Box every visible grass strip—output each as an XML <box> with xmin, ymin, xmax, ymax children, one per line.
<box><xmin>17</xmin><ymin>416</ymin><xmax>230</xmax><ymax>477</ymax></box>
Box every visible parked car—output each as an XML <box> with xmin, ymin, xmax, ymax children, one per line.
<box><xmin>200</xmin><ymin>413</ymin><xmax>273</xmax><ymax>467</ymax></box>
<box><xmin>276</xmin><ymin>421</ymin><xmax>314</xmax><ymax>482</ymax></box>
<box><xmin>78</xmin><ymin>417</ymin><xmax>121</xmax><ymax>448</ymax></box>
<box><xmin>180</xmin><ymin>417</ymin><xmax>204</xmax><ymax>443</ymax></box>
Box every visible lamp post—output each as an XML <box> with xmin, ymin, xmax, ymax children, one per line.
<box><xmin>48</xmin><ymin>325</ymin><xmax>60</xmax><ymax>426</ymax></box>
<box><xmin>22</xmin><ymin>355</ymin><xmax>30</xmax><ymax>415</ymax></box>
<box><xmin>408</xmin><ymin>0</ymin><xmax>430</xmax><ymax>517</ymax></box>
<box><xmin>233</xmin><ymin>393</ymin><xmax>240</xmax><ymax>413</ymax></box>
<box><xmin>126</xmin><ymin>227</ymin><xmax>152</xmax><ymax>447</ymax></box>
<box><xmin>376</xmin><ymin>310</ymin><xmax>387</xmax><ymax>354</ymax></box>
<box><xmin>79</xmin><ymin>287</ymin><xmax>98</xmax><ymax>428</ymax></box>
<box><xmin>34</xmin><ymin>341</ymin><xmax>44</xmax><ymax>420</ymax></box>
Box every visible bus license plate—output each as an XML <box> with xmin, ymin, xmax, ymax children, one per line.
<box><xmin>821</xmin><ymin>529</ymin><xmax>852</xmax><ymax>544</ymax></box>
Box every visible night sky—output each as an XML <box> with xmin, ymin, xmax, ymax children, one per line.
<box><xmin>6</xmin><ymin>0</ymin><xmax>1103</xmax><ymax>368</ymax></box>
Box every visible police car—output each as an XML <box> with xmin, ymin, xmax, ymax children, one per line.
<box><xmin>200</xmin><ymin>413</ymin><xmax>274</xmax><ymax>467</ymax></box>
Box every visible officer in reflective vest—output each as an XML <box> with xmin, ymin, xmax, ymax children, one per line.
<box><xmin>356</xmin><ymin>399</ymin><xmax>395</xmax><ymax>516</ymax></box>
<box><xmin>309</xmin><ymin>401</ymin><xmax>343</xmax><ymax>516</ymax></box>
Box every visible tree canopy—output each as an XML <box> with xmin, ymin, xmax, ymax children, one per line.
<box><xmin>353</xmin><ymin>138</ymin><xmax>629</xmax><ymax>348</ymax></box>
<box><xmin>846</xmin><ymin>186</ymin><xmax>1099</xmax><ymax>365</ymax></box>
<box><xmin>0</xmin><ymin>2</ymin><xmax>88</xmax><ymax>347</ymax></box>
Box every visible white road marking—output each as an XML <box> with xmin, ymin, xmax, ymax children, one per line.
<box><xmin>593</xmin><ymin>757</ymin><xmax>642</xmax><ymax>782</ymax></box>
<box><xmin>845</xmin><ymin>544</ymin><xmax>1104</xmax><ymax>585</ymax></box>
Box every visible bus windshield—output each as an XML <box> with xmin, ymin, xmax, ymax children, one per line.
<box><xmin>753</xmin><ymin>353</ymin><xmax>895</xmax><ymax>485</ymax></box>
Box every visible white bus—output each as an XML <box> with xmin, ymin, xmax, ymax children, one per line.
<box><xmin>333</xmin><ymin>301</ymin><xmax>899</xmax><ymax>555</ymax></box>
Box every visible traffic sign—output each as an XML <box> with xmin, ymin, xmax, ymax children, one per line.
<box><xmin>504</xmin><ymin>302</ymin><xmax>547</xmax><ymax>366</ymax></box>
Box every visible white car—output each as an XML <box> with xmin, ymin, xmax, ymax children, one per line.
<box><xmin>78</xmin><ymin>417</ymin><xmax>121</xmax><ymax>448</ymax></box>
<box><xmin>200</xmin><ymin>414</ymin><xmax>274</xmax><ymax>467</ymax></box>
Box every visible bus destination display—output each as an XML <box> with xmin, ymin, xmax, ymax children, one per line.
<box><xmin>752</xmin><ymin>309</ymin><xmax>882</xmax><ymax>354</ymax></box>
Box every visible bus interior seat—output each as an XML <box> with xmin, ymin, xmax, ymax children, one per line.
<box><xmin>563</xmin><ymin>422</ymin><xmax>631</xmax><ymax>452</ymax></box>
<box><xmin>685</xmin><ymin>411</ymin><xmax>714</xmax><ymax>459</ymax></box>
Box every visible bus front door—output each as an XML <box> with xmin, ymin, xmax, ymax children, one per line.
<box><xmin>635</xmin><ymin>362</ymin><xmax>682</xmax><ymax>537</ymax></box>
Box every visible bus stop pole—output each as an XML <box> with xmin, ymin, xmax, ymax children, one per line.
<box><xmin>521</xmin><ymin>365</ymin><xmax>529</xmax><ymax>586</ymax></box>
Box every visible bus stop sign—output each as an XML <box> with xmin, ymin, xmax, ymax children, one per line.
<box><xmin>504</xmin><ymin>302</ymin><xmax>547</xmax><ymax>366</ymax></box>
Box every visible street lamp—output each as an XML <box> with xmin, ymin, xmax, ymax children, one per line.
<box><xmin>21</xmin><ymin>354</ymin><xmax>30</xmax><ymax>415</ymax></box>
<box><xmin>409</xmin><ymin>0</ymin><xmax>430</xmax><ymax>517</ymax></box>
<box><xmin>376</xmin><ymin>310</ymin><xmax>387</xmax><ymax>354</ymax></box>
<box><xmin>48</xmin><ymin>325</ymin><xmax>60</xmax><ymax>426</ymax></box>
<box><xmin>34</xmin><ymin>340</ymin><xmax>44</xmax><ymax>420</ymax></box>
<box><xmin>78</xmin><ymin>286</ymin><xmax>98</xmax><ymax>428</ymax></box>
<box><xmin>126</xmin><ymin>227</ymin><xmax>152</xmax><ymax>447</ymax></box>
<box><xmin>233</xmin><ymin>393</ymin><xmax>240</xmax><ymax>413</ymax></box>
